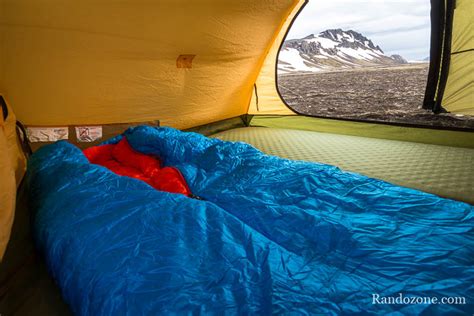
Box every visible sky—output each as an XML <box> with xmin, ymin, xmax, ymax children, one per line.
<box><xmin>286</xmin><ymin>0</ymin><xmax>431</xmax><ymax>61</ymax></box>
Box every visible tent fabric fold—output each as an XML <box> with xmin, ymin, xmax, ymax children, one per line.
<box><xmin>0</xmin><ymin>96</ymin><xmax>26</xmax><ymax>260</ymax></box>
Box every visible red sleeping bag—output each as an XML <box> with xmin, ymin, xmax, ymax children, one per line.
<box><xmin>83</xmin><ymin>138</ymin><xmax>192</xmax><ymax>196</ymax></box>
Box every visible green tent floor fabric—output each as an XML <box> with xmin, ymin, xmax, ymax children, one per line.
<box><xmin>250</xmin><ymin>116</ymin><xmax>474</xmax><ymax>149</ymax></box>
<box><xmin>212</xmin><ymin>127</ymin><xmax>474</xmax><ymax>205</ymax></box>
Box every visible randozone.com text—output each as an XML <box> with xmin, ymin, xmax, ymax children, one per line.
<box><xmin>372</xmin><ymin>293</ymin><xmax>466</xmax><ymax>305</ymax></box>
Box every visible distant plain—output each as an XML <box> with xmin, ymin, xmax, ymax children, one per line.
<box><xmin>278</xmin><ymin>63</ymin><xmax>474</xmax><ymax>129</ymax></box>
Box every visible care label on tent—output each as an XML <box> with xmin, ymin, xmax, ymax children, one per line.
<box><xmin>27</xmin><ymin>127</ymin><xmax>69</xmax><ymax>142</ymax></box>
<box><xmin>75</xmin><ymin>126</ymin><xmax>103</xmax><ymax>142</ymax></box>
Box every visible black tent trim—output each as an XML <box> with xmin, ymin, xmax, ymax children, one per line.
<box><xmin>423</xmin><ymin>0</ymin><xmax>456</xmax><ymax>113</ymax></box>
<box><xmin>1</xmin><ymin>95</ymin><xmax>8</xmax><ymax>121</ymax></box>
<box><xmin>433</xmin><ymin>0</ymin><xmax>456</xmax><ymax>114</ymax></box>
<box><xmin>16</xmin><ymin>121</ymin><xmax>33</xmax><ymax>158</ymax></box>
<box><xmin>423</xmin><ymin>0</ymin><xmax>445</xmax><ymax>111</ymax></box>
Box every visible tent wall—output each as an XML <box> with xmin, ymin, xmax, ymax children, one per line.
<box><xmin>248</xmin><ymin>1</ymin><xmax>305</xmax><ymax>115</ymax></box>
<box><xmin>0</xmin><ymin>122</ymin><xmax>15</xmax><ymax>261</ymax></box>
<box><xmin>443</xmin><ymin>0</ymin><xmax>474</xmax><ymax>114</ymax></box>
<box><xmin>0</xmin><ymin>0</ymin><xmax>298</xmax><ymax>129</ymax></box>
<box><xmin>0</xmin><ymin>96</ymin><xmax>26</xmax><ymax>260</ymax></box>
<box><xmin>0</xmin><ymin>0</ymin><xmax>4</xmax><ymax>94</ymax></box>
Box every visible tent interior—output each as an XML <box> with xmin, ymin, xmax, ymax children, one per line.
<box><xmin>0</xmin><ymin>0</ymin><xmax>473</xmax><ymax>314</ymax></box>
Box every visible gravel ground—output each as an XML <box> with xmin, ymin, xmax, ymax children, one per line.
<box><xmin>278</xmin><ymin>64</ymin><xmax>474</xmax><ymax>129</ymax></box>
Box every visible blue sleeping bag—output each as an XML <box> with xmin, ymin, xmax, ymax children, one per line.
<box><xmin>27</xmin><ymin>126</ymin><xmax>474</xmax><ymax>315</ymax></box>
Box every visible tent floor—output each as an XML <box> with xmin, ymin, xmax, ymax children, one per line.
<box><xmin>212</xmin><ymin>127</ymin><xmax>474</xmax><ymax>205</ymax></box>
<box><xmin>0</xmin><ymin>185</ymin><xmax>71</xmax><ymax>316</ymax></box>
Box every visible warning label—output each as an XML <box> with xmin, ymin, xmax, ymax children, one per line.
<box><xmin>75</xmin><ymin>126</ymin><xmax>103</xmax><ymax>142</ymax></box>
<box><xmin>27</xmin><ymin>127</ymin><xmax>69</xmax><ymax>142</ymax></box>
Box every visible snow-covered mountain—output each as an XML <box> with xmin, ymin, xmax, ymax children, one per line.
<box><xmin>278</xmin><ymin>29</ymin><xmax>408</xmax><ymax>73</ymax></box>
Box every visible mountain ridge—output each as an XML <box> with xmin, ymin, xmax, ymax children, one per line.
<box><xmin>279</xmin><ymin>29</ymin><xmax>408</xmax><ymax>73</ymax></box>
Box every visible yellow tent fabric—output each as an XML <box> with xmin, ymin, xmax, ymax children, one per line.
<box><xmin>0</xmin><ymin>96</ymin><xmax>26</xmax><ymax>260</ymax></box>
<box><xmin>248</xmin><ymin>1</ymin><xmax>305</xmax><ymax>115</ymax></box>
<box><xmin>443</xmin><ymin>0</ymin><xmax>474</xmax><ymax>114</ymax></box>
<box><xmin>0</xmin><ymin>0</ymin><xmax>299</xmax><ymax>129</ymax></box>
